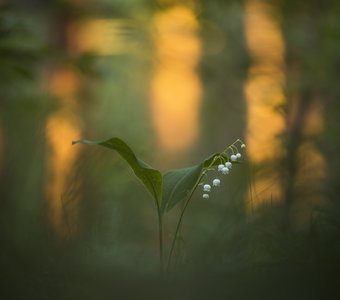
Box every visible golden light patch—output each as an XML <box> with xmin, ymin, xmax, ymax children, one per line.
<box><xmin>150</xmin><ymin>5</ymin><xmax>202</xmax><ymax>153</ymax></box>
<box><xmin>46</xmin><ymin>112</ymin><xmax>81</xmax><ymax>237</ymax></box>
<box><xmin>46</xmin><ymin>67</ymin><xmax>82</xmax><ymax>237</ymax></box>
<box><xmin>244</xmin><ymin>0</ymin><xmax>285</xmax><ymax>208</ymax></box>
<box><xmin>67</xmin><ymin>19</ymin><xmax>135</xmax><ymax>55</ymax></box>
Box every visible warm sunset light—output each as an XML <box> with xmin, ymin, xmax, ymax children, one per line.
<box><xmin>46</xmin><ymin>67</ymin><xmax>81</xmax><ymax>237</ymax></box>
<box><xmin>244</xmin><ymin>0</ymin><xmax>285</xmax><ymax>207</ymax></box>
<box><xmin>150</xmin><ymin>4</ymin><xmax>202</xmax><ymax>153</ymax></box>
<box><xmin>67</xmin><ymin>19</ymin><xmax>134</xmax><ymax>55</ymax></box>
<box><xmin>293</xmin><ymin>97</ymin><xmax>327</xmax><ymax>226</ymax></box>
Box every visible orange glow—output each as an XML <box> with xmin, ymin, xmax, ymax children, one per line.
<box><xmin>46</xmin><ymin>67</ymin><xmax>82</xmax><ymax>237</ymax></box>
<box><xmin>244</xmin><ymin>0</ymin><xmax>285</xmax><ymax>207</ymax></box>
<box><xmin>292</xmin><ymin>96</ymin><xmax>327</xmax><ymax>225</ymax></box>
<box><xmin>245</xmin><ymin>72</ymin><xmax>286</xmax><ymax>162</ymax></box>
<box><xmin>296</xmin><ymin>141</ymin><xmax>326</xmax><ymax>185</ymax></box>
<box><xmin>49</xmin><ymin>67</ymin><xmax>79</xmax><ymax>103</ymax></box>
<box><xmin>293</xmin><ymin>139</ymin><xmax>327</xmax><ymax>227</ymax></box>
<box><xmin>67</xmin><ymin>19</ymin><xmax>134</xmax><ymax>55</ymax></box>
<box><xmin>248</xmin><ymin>176</ymin><xmax>282</xmax><ymax>208</ymax></box>
<box><xmin>150</xmin><ymin>5</ymin><xmax>202</xmax><ymax>153</ymax></box>
<box><xmin>302</xmin><ymin>97</ymin><xmax>324</xmax><ymax>137</ymax></box>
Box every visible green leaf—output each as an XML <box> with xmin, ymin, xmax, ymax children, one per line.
<box><xmin>161</xmin><ymin>153</ymin><xmax>225</xmax><ymax>213</ymax></box>
<box><xmin>72</xmin><ymin>137</ymin><xmax>163</xmax><ymax>207</ymax></box>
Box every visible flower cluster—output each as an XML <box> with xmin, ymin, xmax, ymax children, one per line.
<box><xmin>201</xmin><ymin>139</ymin><xmax>245</xmax><ymax>199</ymax></box>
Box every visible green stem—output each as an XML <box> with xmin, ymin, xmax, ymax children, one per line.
<box><xmin>167</xmin><ymin>154</ymin><xmax>227</xmax><ymax>270</ymax></box>
<box><xmin>157</xmin><ymin>210</ymin><xmax>164</xmax><ymax>275</ymax></box>
<box><xmin>165</xmin><ymin>140</ymin><xmax>241</xmax><ymax>271</ymax></box>
<box><xmin>166</xmin><ymin>173</ymin><xmax>204</xmax><ymax>271</ymax></box>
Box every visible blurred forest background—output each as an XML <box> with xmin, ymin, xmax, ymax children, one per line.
<box><xmin>1</xmin><ymin>0</ymin><xmax>340</xmax><ymax>299</ymax></box>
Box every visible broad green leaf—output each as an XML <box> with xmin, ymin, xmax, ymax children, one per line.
<box><xmin>72</xmin><ymin>137</ymin><xmax>163</xmax><ymax>207</ymax></box>
<box><xmin>161</xmin><ymin>165</ymin><xmax>201</xmax><ymax>213</ymax></box>
<box><xmin>161</xmin><ymin>153</ymin><xmax>226</xmax><ymax>213</ymax></box>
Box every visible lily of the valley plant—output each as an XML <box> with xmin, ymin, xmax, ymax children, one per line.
<box><xmin>72</xmin><ymin>137</ymin><xmax>245</xmax><ymax>273</ymax></box>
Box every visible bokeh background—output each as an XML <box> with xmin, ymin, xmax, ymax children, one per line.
<box><xmin>1</xmin><ymin>0</ymin><xmax>340</xmax><ymax>298</ymax></box>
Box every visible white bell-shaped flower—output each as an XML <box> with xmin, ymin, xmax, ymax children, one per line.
<box><xmin>236</xmin><ymin>153</ymin><xmax>241</xmax><ymax>158</ymax></box>
<box><xmin>222</xmin><ymin>167</ymin><xmax>229</xmax><ymax>175</ymax></box>
<box><xmin>218</xmin><ymin>164</ymin><xmax>224</xmax><ymax>171</ymax></box>
<box><xmin>203</xmin><ymin>193</ymin><xmax>209</xmax><ymax>199</ymax></box>
<box><xmin>213</xmin><ymin>179</ymin><xmax>220</xmax><ymax>186</ymax></box>
<box><xmin>203</xmin><ymin>184</ymin><xmax>211</xmax><ymax>192</ymax></box>
<box><xmin>231</xmin><ymin>154</ymin><xmax>237</xmax><ymax>161</ymax></box>
<box><xmin>225</xmin><ymin>162</ymin><xmax>232</xmax><ymax>168</ymax></box>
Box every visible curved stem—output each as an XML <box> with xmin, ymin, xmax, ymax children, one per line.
<box><xmin>166</xmin><ymin>156</ymin><xmax>221</xmax><ymax>271</ymax></box>
<box><xmin>165</xmin><ymin>141</ymin><xmax>239</xmax><ymax>271</ymax></box>
<box><xmin>231</xmin><ymin>144</ymin><xmax>239</xmax><ymax>153</ymax></box>
<box><xmin>166</xmin><ymin>172</ymin><xmax>205</xmax><ymax>271</ymax></box>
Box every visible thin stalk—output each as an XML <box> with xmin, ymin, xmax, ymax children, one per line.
<box><xmin>166</xmin><ymin>140</ymin><xmax>241</xmax><ymax>271</ymax></box>
<box><xmin>166</xmin><ymin>173</ymin><xmax>204</xmax><ymax>271</ymax></box>
<box><xmin>157</xmin><ymin>208</ymin><xmax>164</xmax><ymax>275</ymax></box>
